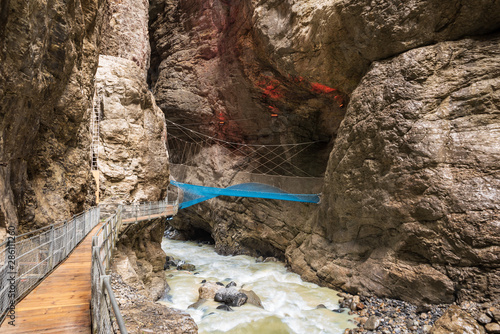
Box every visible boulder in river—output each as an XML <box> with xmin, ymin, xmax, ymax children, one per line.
<box><xmin>199</xmin><ymin>282</ymin><xmax>223</xmax><ymax>300</ymax></box>
<box><xmin>188</xmin><ymin>299</ymin><xmax>206</xmax><ymax>310</ymax></box>
<box><xmin>241</xmin><ymin>289</ymin><xmax>263</xmax><ymax>309</ymax></box>
<box><xmin>177</xmin><ymin>263</ymin><xmax>196</xmax><ymax>271</ymax></box>
<box><xmin>214</xmin><ymin>287</ymin><xmax>248</xmax><ymax>307</ymax></box>
<box><xmin>226</xmin><ymin>281</ymin><xmax>237</xmax><ymax>288</ymax></box>
<box><xmin>216</xmin><ymin>304</ymin><xmax>233</xmax><ymax>312</ymax></box>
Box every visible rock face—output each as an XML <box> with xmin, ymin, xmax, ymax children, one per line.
<box><xmin>100</xmin><ymin>0</ymin><xmax>151</xmax><ymax>75</ymax></box>
<box><xmin>114</xmin><ymin>218</ymin><xmax>168</xmax><ymax>301</ymax></box>
<box><xmin>0</xmin><ymin>0</ymin><xmax>102</xmax><ymax>238</ymax></box>
<box><xmin>289</xmin><ymin>35</ymin><xmax>500</xmax><ymax>305</ymax></box>
<box><xmin>152</xmin><ymin>0</ymin><xmax>500</xmax><ymax>307</ymax></box>
<box><xmin>95</xmin><ymin>55</ymin><xmax>169</xmax><ymax>204</ymax></box>
<box><xmin>111</xmin><ymin>273</ymin><xmax>198</xmax><ymax>334</ymax></box>
<box><xmin>251</xmin><ymin>0</ymin><xmax>500</xmax><ymax>93</ymax></box>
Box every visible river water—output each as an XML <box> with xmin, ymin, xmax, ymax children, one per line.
<box><xmin>159</xmin><ymin>238</ymin><xmax>355</xmax><ymax>334</ymax></box>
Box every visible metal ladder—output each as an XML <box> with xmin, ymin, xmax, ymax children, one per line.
<box><xmin>91</xmin><ymin>91</ymin><xmax>100</xmax><ymax>171</ymax></box>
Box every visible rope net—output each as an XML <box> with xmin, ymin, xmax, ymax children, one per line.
<box><xmin>166</xmin><ymin>119</ymin><xmax>324</xmax><ymax>178</ymax></box>
<box><xmin>165</xmin><ymin>119</ymin><xmax>325</xmax><ymax>207</ymax></box>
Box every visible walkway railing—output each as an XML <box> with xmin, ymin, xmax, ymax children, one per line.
<box><xmin>0</xmin><ymin>207</ymin><xmax>101</xmax><ymax>324</ymax></box>
<box><xmin>91</xmin><ymin>189</ymin><xmax>179</xmax><ymax>334</ymax></box>
<box><xmin>0</xmin><ymin>186</ymin><xmax>179</xmax><ymax>330</ymax></box>
<box><xmin>91</xmin><ymin>206</ymin><xmax>127</xmax><ymax>334</ymax></box>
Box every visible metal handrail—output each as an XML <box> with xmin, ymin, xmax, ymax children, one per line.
<box><xmin>90</xmin><ymin>187</ymin><xmax>180</xmax><ymax>333</ymax></box>
<box><xmin>0</xmin><ymin>183</ymin><xmax>180</xmax><ymax>330</ymax></box>
<box><xmin>0</xmin><ymin>207</ymin><xmax>101</xmax><ymax>324</ymax></box>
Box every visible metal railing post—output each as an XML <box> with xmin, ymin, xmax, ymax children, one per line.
<box><xmin>72</xmin><ymin>217</ymin><xmax>77</xmax><ymax>249</ymax></box>
<box><xmin>48</xmin><ymin>226</ymin><xmax>54</xmax><ymax>269</ymax></box>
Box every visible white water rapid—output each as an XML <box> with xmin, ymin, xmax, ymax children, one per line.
<box><xmin>159</xmin><ymin>238</ymin><xmax>355</xmax><ymax>334</ymax></box>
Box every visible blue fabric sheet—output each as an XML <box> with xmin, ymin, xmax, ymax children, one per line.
<box><xmin>170</xmin><ymin>180</ymin><xmax>320</xmax><ymax>209</ymax></box>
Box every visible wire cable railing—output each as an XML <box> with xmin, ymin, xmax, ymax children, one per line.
<box><xmin>0</xmin><ymin>207</ymin><xmax>101</xmax><ymax>324</ymax></box>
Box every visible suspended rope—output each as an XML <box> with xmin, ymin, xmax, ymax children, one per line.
<box><xmin>165</xmin><ymin>119</ymin><xmax>324</xmax><ymax>178</ymax></box>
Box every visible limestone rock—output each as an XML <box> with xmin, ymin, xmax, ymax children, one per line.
<box><xmin>0</xmin><ymin>0</ymin><xmax>102</xmax><ymax>238</ymax></box>
<box><xmin>114</xmin><ymin>217</ymin><xmax>169</xmax><ymax>301</ymax></box>
<box><xmin>430</xmin><ymin>306</ymin><xmax>485</xmax><ymax>334</ymax></box>
<box><xmin>251</xmin><ymin>0</ymin><xmax>500</xmax><ymax>93</ymax></box>
<box><xmin>199</xmin><ymin>282</ymin><xmax>223</xmax><ymax>300</ymax></box>
<box><xmin>485</xmin><ymin>323</ymin><xmax>500</xmax><ymax>334</ymax></box>
<box><xmin>241</xmin><ymin>289</ymin><xmax>264</xmax><ymax>309</ymax></box>
<box><xmin>95</xmin><ymin>55</ymin><xmax>169</xmax><ymax>204</ymax></box>
<box><xmin>100</xmin><ymin>0</ymin><xmax>151</xmax><ymax>74</ymax></box>
<box><xmin>364</xmin><ymin>316</ymin><xmax>380</xmax><ymax>330</ymax></box>
<box><xmin>291</xmin><ymin>35</ymin><xmax>500</xmax><ymax>305</ymax></box>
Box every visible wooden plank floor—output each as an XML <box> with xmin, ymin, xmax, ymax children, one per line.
<box><xmin>0</xmin><ymin>224</ymin><xmax>102</xmax><ymax>333</ymax></box>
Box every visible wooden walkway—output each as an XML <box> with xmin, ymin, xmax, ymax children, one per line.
<box><xmin>0</xmin><ymin>224</ymin><xmax>102</xmax><ymax>333</ymax></box>
<box><xmin>121</xmin><ymin>206</ymin><xmax>176</xmax><ymax>224</ymax></box>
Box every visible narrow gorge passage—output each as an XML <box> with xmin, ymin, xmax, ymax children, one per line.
<box><xmin>1</xmin><ymin>0</ymin><xmax>499</xmax><ymax>333</ymax></box>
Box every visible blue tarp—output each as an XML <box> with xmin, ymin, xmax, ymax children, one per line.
<box><xmin>170</xmin><ymin>180</ymin><xmax>320</xmax><ymax>209</ymax></box>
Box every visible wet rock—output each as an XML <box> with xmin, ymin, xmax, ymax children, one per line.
<box><xmin>332</xmin><ymin>308</ymin><xmax>345</xmax><ymax>313</ymax></box>
<box><xmin>226</xmin><ymin>281</ymin><xmax>237</xmax><ymax>288</ymax></box>
<box><xmin>485</xmin><ymin>323</ymin><xmax>500</xmax><ymax>333</ymax></box>
<box><xmin>216</xmin><ymin>305</ymin><xmax>233</xmax><ymax>312</ymax></box>
<box><xmin>241</xmin><ymin>290</ymin><xmax>264</xmax><ymax>309</ymax></box>
<box><xmin>365</xmin><ymin>316</ymin><xmax>380</xmax><ymax>330</ymax></box>
<box><xmin>216</xmin><ymin>282</ymin><xmax>224</xmax><ymax>286</ymax></box>
<box><xmin>263</xmin><ymin>257</ymin><xmax>278</xmax><ymax>263</ymax></box>
<box><xmin>188</xmin><ymin>299</ymin><xmax>206</xmax><ymax>310</ymax></box>
<box><xmin>198</xmin><ymin>282</ymin><xmax>223</xmax><ymax>300</ymax></box>
<box><xmin>431</xmin><ymin>305</ymin><xmax>485</xmax><ymax>334</ymax></box>
<box><xmin>177</xmin><ymin>263</ymin><xmax>196</xmax><ymax>271</ymax></box>
<box><xmin>256</xmin><ymin>256</ymin><xmax>264</xmax><ymax>263</ymax></box>
<box><xmin>317</xmin><ymin>304</ymin><xmax>327</xmax><ymax>309</ymax></box>
<box><xmin>214</xmin><ymin>288</ymin><xmax>248</xmax><ymax>307</ymax></box>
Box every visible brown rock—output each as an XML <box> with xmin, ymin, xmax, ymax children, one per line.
<box><xmin>241</xmin><ymin>289</ymin><xmax>264</xmax><ymax>309</ymax></box>
<box><xmin>490</xmin><ymin>307</ymin><xmax>500</xmax><ymax>322</ymax></box>
<box><xmin>95</xmin><ymin>55</ymin><xmax>169</xmax><ymax>205</ymax></box>
<box><xmin>0</xmin><ymin>0</ymin><xmax>101</xmax><ymax>238</ymax></box>
<box><xmin>485</xmin><ymin>323</ymin><xmax>500</xmax><ymax>334</ymax></box>
<box><xmin>198</xmin><ymin>282</ymin><xmax>223</xmax><ymax>300</ymax></box>
<box><xmin>431</xmin><ymin>305</ymin><xmax>485</xmax><ymax>334</ymax></box>
<box><xmin>293</xmin><ymin>35</ymin><xmax>500</xmax><ymax>306</ymax></box>
<box><xmin>364</xmin><ymin>316</ymin><xmax>380</xmax><ymax>330</ymax></box>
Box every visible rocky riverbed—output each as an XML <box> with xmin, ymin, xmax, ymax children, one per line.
<box><xmin>339</xmin><ymin>293</ymin><xmax>500</xmax><ymax>334</ymax></box>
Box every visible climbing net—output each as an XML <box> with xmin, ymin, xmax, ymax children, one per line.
<box><xmin>166</xmin><ymin>119</ymin><xmax>323</xmax><ymax>178</ymax></box>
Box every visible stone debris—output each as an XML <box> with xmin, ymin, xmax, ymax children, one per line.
<box><xmin>341</xmin><ymin>293</ymin><xmax>500</xmax><ymax>334</ymax></box>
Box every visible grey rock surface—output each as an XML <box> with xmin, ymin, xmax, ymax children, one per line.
<box><xmin>289</xmin><ymin>35</ymin><xmax>500</xmax><ymax>305</ymax></box>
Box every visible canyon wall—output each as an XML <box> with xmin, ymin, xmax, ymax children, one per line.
<box><xmin>152</xmin><ymin>0</ymin><xmax>500</xmax><ymax>306</ymax></box>
<box><xmin>95</xmin><ymin>55</ymin><xmax>169</xmax><ymax>204</ymax></box>
<box><xmin>290</xmin><ymin>35</ymin><xmax>500</xmax><ymax>305</ymax></box>
<box><xmin>0</xmin><ymin>0</ymin><xmax>102</xmax><ymax>237</ymax></box>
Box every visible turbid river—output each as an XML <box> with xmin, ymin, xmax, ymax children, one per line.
<box><xmin>159</xmin><ymin>238</ymin><xmax>355</xmax><ymax>334</ymax></box>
